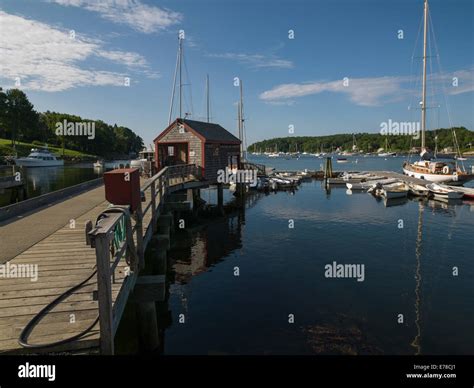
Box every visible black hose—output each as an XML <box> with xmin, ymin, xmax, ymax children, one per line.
<box><xmin>18</xmin><ymin>269</ymin><xmax>100</xmax><ymax>349</ymax></box>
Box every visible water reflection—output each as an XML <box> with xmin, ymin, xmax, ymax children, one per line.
<box><xmin>115</xmin><ymin>181</ymin><xmax>473</xmax><ymax>355</ymax></box>
<box><xmin>170</xmin><ymin>213</ymin><xmax>244</xmax><ymax>284</ymax></box>
<box><xmin>0</xmin><ymin>164</ymin><xmax>101</xmax><ymax>207</ymax></box>
<box><xmin>411</xmin><ymin>201</ymin><xmax>424</xmax><ymax>355</ymax></box>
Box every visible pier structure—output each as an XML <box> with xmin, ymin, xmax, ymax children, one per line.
<box><xmin>0</xmin><ymin>165</ymin><xmax>26</xmax><ymax>203</ymax></box>
<box><xmin>0</xmin><ymin>164</ymin><xmax>209</xmax><ymax>354</ymax></box>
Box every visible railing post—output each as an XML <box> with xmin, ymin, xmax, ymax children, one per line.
<box><xmin>95</xmin><ymin>233</ymin><xmax>114</xmax><ymax>355</ymax></box>
<box><xmin>135</xmin><ymin>202</ymin><xmax>145</xmax><ymax>269</ymax></box>
<box><xmin>151</xmin><ymin>180</ymin><xmax>157</xmax><ymax>233</ymax></box>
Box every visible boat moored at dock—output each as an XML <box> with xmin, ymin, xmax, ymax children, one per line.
<box><xmin>426</xmin><ymin>183</ymin><xmax>464</xmax><ymax>200</ymax></box>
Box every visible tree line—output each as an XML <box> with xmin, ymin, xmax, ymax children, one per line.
<box><xmin>0</xmin><ymin>87</ymin><xmax>144</xmax><ymax>158</ymax></box>
<box><xmin>248</xmin><ymin>127</ymin><xmax>474</xmax><ymax>154</ymax></box>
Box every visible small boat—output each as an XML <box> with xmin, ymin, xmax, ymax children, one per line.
<box><xmin>130</xmin><ymin>147</ymin><xmax>155</xmax><ymax>175</ymax></box>
<box><xmin>346</xmin><ymin>178</ymin><xmax>397</xmax><ymax>191</ymax></box>
<box><xmin>407</xmin><ymin>183</ymin><xmax>430</xmax><ymax>197</ymax></box>
<box><xmin>426</xmin><ymin>183</ymin><xmax>464</xmax><ymax>200</ymax></box>
<box><xmin>381</xmin><ymin>182</ymin><xmax>409</xmax><ymax>199</ymax></box>
<box><xmin>14</xmin><ymin>146</ymin><xmax>64</xmax><ymax>167</ymax></box>
<box><xmin>269</xmin><ymin>177</ymin><xmax>295</xmax><ymax>189</ymax></box>
<box><xmin>369</xmin><ymin>182</ymin><xmax>409</xmax><ymax>199</ymax></box>
<box><xmin>93</xmin><ymin>160</ymin><xmax>104</xmax><ymax>168</ymax></box>
<box><xmin>336</xmin><ymin>158</ymin><xmax>348</xmax><ymax>163</ymax></box>
<box><xmin>441</xmin><ymin>184</ymin><xmax>474</xmax><ymax>199</ymax></box>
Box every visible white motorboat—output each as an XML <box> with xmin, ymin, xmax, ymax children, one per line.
<box><xmin>14</xmin><ymin>147</ymin><xmax>64</xmax><ymax>167</ymax></box>
<box><xmin>426</xmin><ymin>183</ymin><xmax>464</xmax><ymax>200</ymax></box>
<box><xmin>130</xmin><ymin>147</ymin><xmax>155</xmax><ymax>175</ymax></box>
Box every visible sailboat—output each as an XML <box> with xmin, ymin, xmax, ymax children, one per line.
<box><xmin>378</xmin><ymin>137</ymin><xmax>396</xmax><ymax>157</ymax></box>
<box><xmin>402</xmin><ymin>0</ymin><xmax>472</xmax><ymax>183</ymax></box>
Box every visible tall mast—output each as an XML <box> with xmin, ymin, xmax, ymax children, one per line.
<box><xmin>168</xmin><ymin>37</ymin><xmax>180</xmax><ymax>124</ymax></box>
<box><xmin>421</xmin><ymin>0</ymin><xmax>429</xmax><ymax>150</ymax></box>
<box><xmin>239</xmin><ymin>80</ymin><xmax>244</xmax><ymax>160</ymax></box>
<box><xmin>206</xmin><ymin>74</ymin><xmax>210</xmax><ymax>123</ymax></box>
<box><xmin>179</xmin><ymin>34</ymin><xmax>183</xmax><ymax>119</ymax></box>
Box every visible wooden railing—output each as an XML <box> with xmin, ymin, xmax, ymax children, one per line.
<box><xmin>241</xmin><ymin>161</ymin><xmax>266</xmax><ymax>175</ymax></box>
<box><xmin>88</xmin><ymin>164</ymin><xmax>202</xmax><ymax>354</ymax></box>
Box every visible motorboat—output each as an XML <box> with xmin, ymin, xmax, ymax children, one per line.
<box><xmin>14</xmin><ymin>146</ymin><xmax>64</xmax><ymax>167</ymax></box>
<box><xmin>130</xmin><ymin>147</ymin><xmax>155</xmax><ymax>175</ymax></box>
<box><xmin>93</xmin><ymin>160</ymin><xmax>104</xmax><ymax>168</ymax></box>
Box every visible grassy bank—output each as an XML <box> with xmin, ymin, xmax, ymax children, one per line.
<box><xmin>0</xmin><ymin>138</ymin><xmax>97</xmax><ymax>161</ymax></box>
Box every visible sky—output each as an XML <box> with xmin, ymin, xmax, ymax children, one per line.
<box><xmin>0</xmin><ymin>0</ymin><xmax>473</xmax><ymax>147</ymax></box>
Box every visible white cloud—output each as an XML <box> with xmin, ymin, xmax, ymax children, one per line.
<box><xmin>260</xmin><ymin>70</ymin><xmax>474</xmax><ymax>106</ymax></box>
<box><xmin>0</xmin><ymin>11</ymin><xmax>158</xmax><ymax>92</ymax></box>
<box><xmin>208</xmin><ymin>53</ymin><xmax>294</xmax><ymax>69</ymax></box>
<box><xmin>49</xmin><ymin>0</ymin><xmax>182</xmax><ymax>34</ymax></box>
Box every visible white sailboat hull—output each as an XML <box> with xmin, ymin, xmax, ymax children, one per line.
<box><xmin>402</xmin><ymin>167</ymin><xmax>458</xmax><ymax>183</ymax></box>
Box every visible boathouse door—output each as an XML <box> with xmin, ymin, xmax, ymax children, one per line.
<box><xmin>159</xmin><ymin>143</ymin><xmax>188</xmax><ymax>168</ymax></box>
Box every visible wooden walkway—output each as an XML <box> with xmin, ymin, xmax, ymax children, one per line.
<box><xmin>369</xmin><ymin>171</ymin><xmax>430</xmax><ymax>186</ymax></box>
<box><xmin>0</xmin><ymin>164</ymin><xmax>203</xmax><ymax>354</ymax></box>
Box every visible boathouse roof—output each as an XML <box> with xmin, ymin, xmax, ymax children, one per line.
<box><xmin>154</xmin><ymin>118</ymin><xmax>241</xmax><ymax>144</ymax></box>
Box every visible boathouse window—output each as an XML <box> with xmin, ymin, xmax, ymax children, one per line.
<box><xmin>168</xmin><ymin>146</ymin><xmax>175</xmax><ymax>156</ymax></box>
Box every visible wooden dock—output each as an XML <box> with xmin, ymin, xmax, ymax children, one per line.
<box><xmin>368</xmin><ymin>171</ymin><xmax>430</xmax><ymax>186</ymax></box>
<box><xmin>0</xmin><ymin>164</ymin><xmax>204</xmax><ymax>354</ymax></box>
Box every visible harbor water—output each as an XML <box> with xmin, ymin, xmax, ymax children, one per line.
<box><xmin>118</xmin><ymin>155</ymin><xmax>474</xmax><ymax>355</ymax></box>
<box><xmin>0</xmin><ymin>162</ymin><xmax>129</xmax><ymax>207</ymax></box>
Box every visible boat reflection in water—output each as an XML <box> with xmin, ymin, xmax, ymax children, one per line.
<box><xmin>114</xmin><ymin>181</ymin><xmax>473</xmax><ymax>355</ymax></box>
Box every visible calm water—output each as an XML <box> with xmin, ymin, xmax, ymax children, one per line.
<box><xmin>0</xmin><ymin>162</ymin><xmax>128</xmax><ymax>207</ymax></box>
<box><xmin>117</xmin><ymin>156</ymin><xmax>474</xmax><ymax>355</ymax></box>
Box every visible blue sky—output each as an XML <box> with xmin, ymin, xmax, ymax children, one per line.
<box><xmin>0</xmin><ymin>0</ymin><xmax>473</xmax><ymax>146</ymax></box>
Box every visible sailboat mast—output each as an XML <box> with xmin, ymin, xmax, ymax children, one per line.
<box><xmin>239</xmin><ymin>80</ymin><xmax>244</xmax><ymax>160</ymax></box>
<box><xmin>206</xmin><ymin>74</ymin><xmax>210</xmax><ymax>123</ymax></box>
<box><xmin>421</xmin><ymin>0</ymin><xmax>429</xmax><ymax>150</ymax></box>
<box><xmin>179</xmin><ymin>35</ymin><xmax>183</xmax><ymax>119</ymax></box>
<box><xmin>168</xmin><ymin>36</ymin><xmax>180</xmax><ymax>125</ymax></box>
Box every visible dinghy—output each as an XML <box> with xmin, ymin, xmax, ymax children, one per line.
<box><xmin>426</xmin><ymin>183</ymin><xmax>464</xmax><ymax>200</ymax></box>
<box><xmin>380</xmin><ymin>182</ymin><xmax>410</xmax><ymax>199</ymax></box>
<box><xmin>407</xmin><ymin>183</ymin><xmax>430</xmax><ymax>197</ymax></box>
